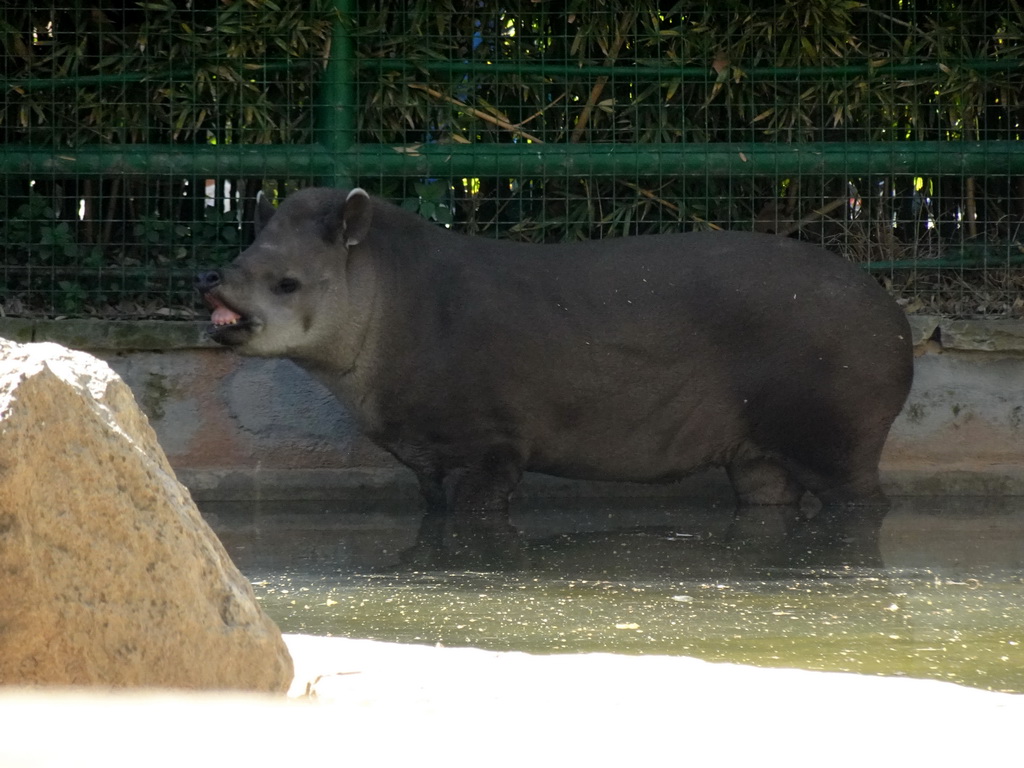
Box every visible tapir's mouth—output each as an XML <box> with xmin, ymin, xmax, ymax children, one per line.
<box><xmin>202</xmin><ymin>292</ymin><xmax>255</xmax><ymax>344</ymax></box>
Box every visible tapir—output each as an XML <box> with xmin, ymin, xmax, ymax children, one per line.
<box><xmin>197</xmin><ymin>187</ymin><xmax>914</xmax><ymax>564</ymax></box>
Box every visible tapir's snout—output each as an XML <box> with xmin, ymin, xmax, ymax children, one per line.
<box><xmin>195</xmin><ymin>270</ymin><xmax>222</xmax><ymax>294</ymax></box>
<box><xmin>196</xmin><ymin>268</ymin><xmax>249</xmax><ymax>343</ymax></box>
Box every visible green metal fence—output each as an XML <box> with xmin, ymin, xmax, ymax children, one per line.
<box><xmin>3</xmin><ymin>1</ymin><xmax>1023</xmax><ymax>318</ymax></box>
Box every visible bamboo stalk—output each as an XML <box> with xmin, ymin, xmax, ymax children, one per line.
<box><xmin>570</xmin><ymin>13</ymin><xmax>633</xmax><ymax>144</ymax></box>
<box><xmin>965</xmin><ymin>176</ymin><xmax>978</xmax><ymax>239</ymax></box>
<box><xmin>407</xmin><ymin>83</ymin><xmax>545</xmax><ymax>144</ymax></box>
<box><xmin>101</xmin><ymin>176</ymin><xmax>121</xmax><ymax>247</ymax></box>
<box><xmin>619</xmin><ymin>181</ymin><xmax>680</xmax><ymax>213</ymax></box>
<box><xmin>82</xmin><ymin>179</ymin><xmax>94</xmax><ymax>245</ymax></box>
<box><xmin>777</xmin><ymin>196</ymin><xmax>849</xmax><ymax>237</ymax></box>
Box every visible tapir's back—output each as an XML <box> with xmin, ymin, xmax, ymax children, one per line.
<box><xmin>464</xmin><ymin>228</ymin><xmax>911</xmax><ymax>379</ymax></box>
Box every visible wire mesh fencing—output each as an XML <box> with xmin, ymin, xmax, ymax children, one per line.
<box><xmin>2</xmin><ymin>1</ymin><xmax>1023</xmax><ymax>319</ymax></box>
<box><xmin>1</xmin><ymin>1</ymin><xmax>331</xmax><ymax>317</ymax></box>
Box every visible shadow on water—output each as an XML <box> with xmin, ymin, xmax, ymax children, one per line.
<box><xmin>202</xmin><ymin>496</ymin><xmax>1024</xmax><ymax>693</ymax></box>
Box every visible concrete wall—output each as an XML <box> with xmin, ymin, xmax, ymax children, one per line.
<box><xmin>3</xmin><ymin>315</ymin><xmax>1024</xmax><ymax>501</ymax></box>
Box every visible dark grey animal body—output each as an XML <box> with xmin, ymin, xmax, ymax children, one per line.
<box><xmin>198</xmin><ymin>187</ymin><xmax>913</xmax><ymax>563</ymax></box>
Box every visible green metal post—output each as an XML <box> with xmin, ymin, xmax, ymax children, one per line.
<box><xmin>317</xmin><ymin>0</ymin><xmax>357</xmax><ymax>187</ymax></box>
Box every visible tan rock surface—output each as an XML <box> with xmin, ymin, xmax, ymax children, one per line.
<box><xmin>0</xmin><ymin>339</ymin><xmax>292</xmax><ymax>690</ymax></box>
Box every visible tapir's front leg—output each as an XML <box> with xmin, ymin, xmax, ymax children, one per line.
<box><xmin>398</xmin><ymin>469</ymin><xmax>448</xmax><ymax>567</ymax></box>
<box><xmin>444</xmin><ymin>447</ymin><xmax>525</xmax><ymax>567</ymax></box>
<box><xmin>398</xmin><ymin>446</ymin><xmax>524</xmax><ymax>568</ymax></box>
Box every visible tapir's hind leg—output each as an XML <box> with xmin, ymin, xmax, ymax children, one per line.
<box><xmin>726</xmin><ymin>457</ymin><xmax>804</xmax><ymax>507</ymax></box>
<box><xmin>813</xmin><ymin>471</ymin><xmax>889</xmax><ymax>507</ymax></box>
<box><xmin>778</xmin><ymin>438</ymin><xmax>890</xmax><ymax>509</ymax></box>
<box><xmin>747</xmin><ymin>392</ymin><xmax>896</xmax><ymax>510</ymax></box>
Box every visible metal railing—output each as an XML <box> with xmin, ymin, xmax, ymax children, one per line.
<box><xmin>2</xmin><ymin>1</ymin><xmax>1023</xmax><ymax>316</ymax></box>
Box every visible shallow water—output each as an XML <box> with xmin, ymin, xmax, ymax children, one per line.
<box><xmin>203</xmin><ymin>497</ymin><xmax>1024</xmax><ymax>693</ymax></box>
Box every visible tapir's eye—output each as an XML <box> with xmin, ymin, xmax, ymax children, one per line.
<box><xmin>275</xmin><ymin>277</ymin><xmax>300</xmax><ymax>295</ymax></box>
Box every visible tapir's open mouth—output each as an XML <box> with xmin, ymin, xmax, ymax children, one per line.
<box><xmin>203</xmin><ymin>293</ymin><xmax>254</xmax><ymax>344</ymax></box>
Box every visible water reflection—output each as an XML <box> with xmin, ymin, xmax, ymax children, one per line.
<box><xmin>202</xmin><ymin>497</ymin><xmax>1024</xmax><ymax>693</ymax></box>
<box><xmin>206</xmin><ymin>496</ymin><xmax>1014</xmax><ymax>576</ymax></box>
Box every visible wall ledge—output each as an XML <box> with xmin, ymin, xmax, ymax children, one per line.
<box><xmin>0</xmin><ymin>319</ymin><xmax>216</xmax><ymax>350</ymax></box>
<box><xmin>3</xmin><ymin>315</ymin><xmax>1024</xmax><ymax>353</ymax></box>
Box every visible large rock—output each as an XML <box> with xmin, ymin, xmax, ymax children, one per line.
<box><xmin>0</xmin><ymin>338</ymin><xmax>292</xmax><ymax>691</ymax></box>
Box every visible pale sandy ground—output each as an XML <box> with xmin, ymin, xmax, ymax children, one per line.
<box><xmin>2</xmin><ymin>634</ymin><xmax>1022</xmax><ymax>767</ymax></box>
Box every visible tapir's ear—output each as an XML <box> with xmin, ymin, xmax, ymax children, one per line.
<box><xmin>255</xmin><ymin>190</ymin><xmax>276</xmax><ymax>234</ymax></box>
<box><xmin>340</xmin><ymin>187</ymin><xmax>372</xmax><ymax>247</ymax></box>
